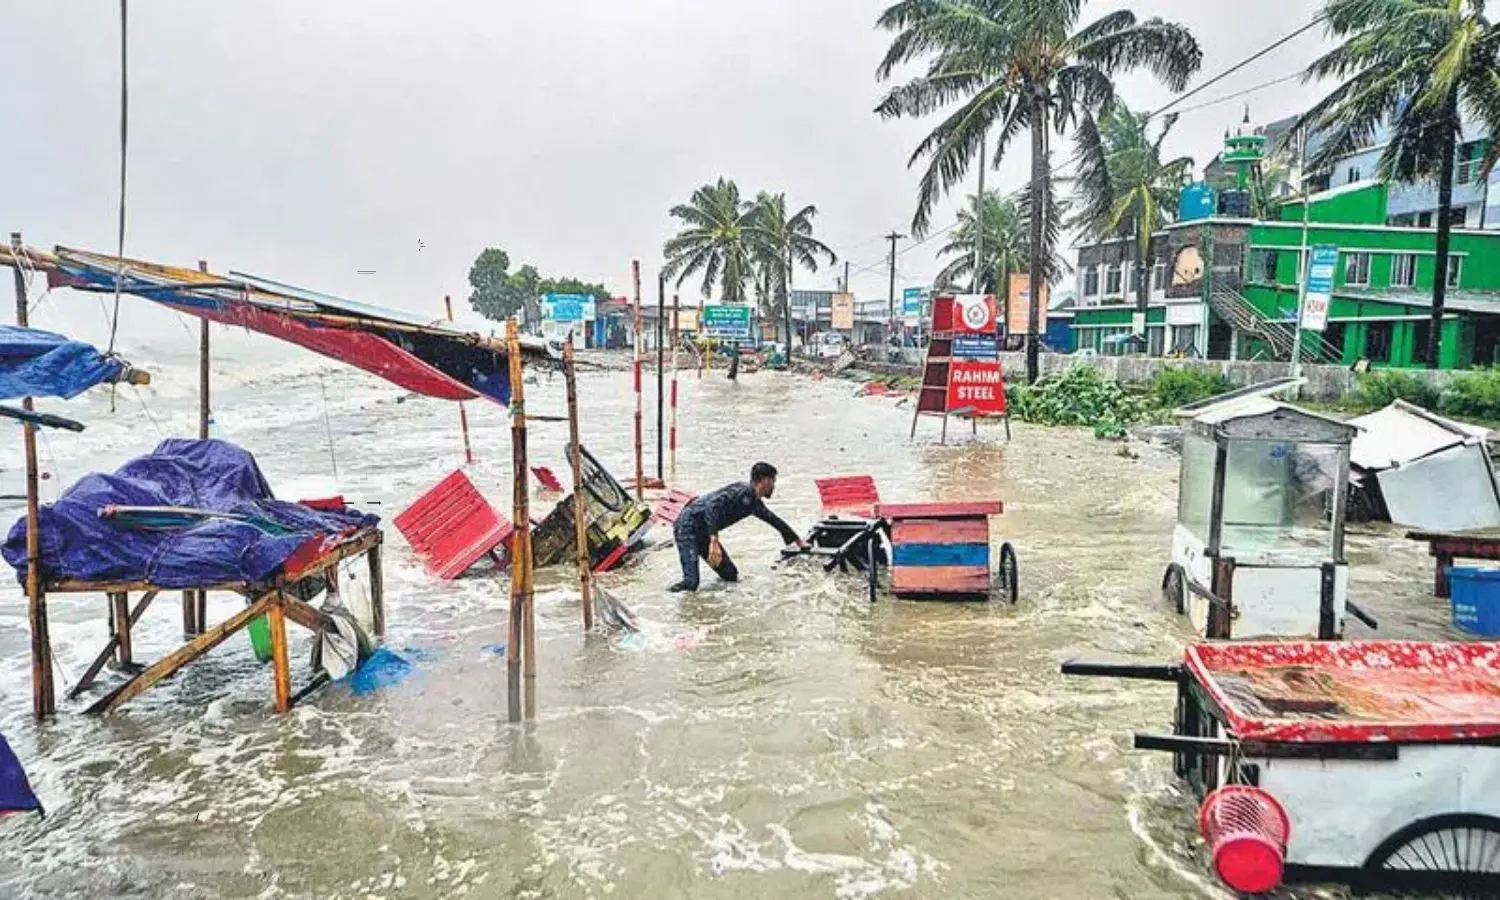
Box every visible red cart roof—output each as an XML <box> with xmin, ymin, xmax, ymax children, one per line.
<box><xmin>1186</xmin><ymin>641</ymin><xmax>1500</xmax><ymax>744</ymax></box>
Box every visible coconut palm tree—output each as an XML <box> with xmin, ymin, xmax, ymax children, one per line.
<box><xmin>933</xmin><ymin>191</ymin><xmax>1029</xmax><ymax>294</ymax></box>
<box><xmin>874</xmin><ymin>0</ymin><xmax>1201</xmax><ymax>381</ymax></box>
<box><xmin>1295</xmin><ymin>0</ymin><xmax>1500</xmax><ymax>369</ymax></box>
<box><xmin>662</xmin><ymin>178</ymin><xmax>759</xmax><ymax>303</ymax></box>
<box><xmin>751</xmin><ymin>192</ymin><xmax>838</xmax><ymax>347</ymax></box>
<box><xmin>1071</xmin><ymin>103</ymin><xmax>1193</xmax><ymax>347</ymax></box>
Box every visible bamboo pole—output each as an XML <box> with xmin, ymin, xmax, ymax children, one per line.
<box><xmin>563</xmin><ymin>342</ymin><xmax>593</xmax><ymax>632</ymax></box>
<box><xmin>505</xmin><ymin>319</ymin><xmax>536</xmax><ymax>721</ymax></box>
<box><xmin>268</xmin><ymin>597</ymin><xmax>291</xmax><ymax>714</ymax></box>
<box><xmin>631</xmin><ymin>261</ymin><xmax>643</xmax><ymax>501</ymax></box>
<box><xmin>444</xmin><ymin>294</ymin><xmax>475</xmax><ymax>464</ymax></box>
<box><xmin>12</xmin><ymin>232</ymin><xmax>53</xmax><ymax>720</ymax></box>
<box><xmin>656</xmin><ymin>274</ymin><xmax>665</xmax><ymax>483</ymax></box>
<box><xmin>670</xmin><ymin>294</ymin><xmax>680</xmax><ymax>474</ymax></box>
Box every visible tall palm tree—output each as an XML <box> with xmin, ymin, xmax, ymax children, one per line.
<box><xmin>934</xmin><ymin>191</ymin><xmax>1029</xmax><ymax>294</ymax></box>
<box><xmin>751</xmin><ymin>192</ymin><xmax>838</xmax><ymax>347</ymax></box>
<box><xmin>1072</xmin><ymin>104</ymin><xmax>1193</xmax><ymax>347</ymax></box>
<box><xmin>875</xmin><ymin>0</ymin><xmax>1201</xmax><ymax>381</ymax></box>
<box><xmin>1296</xmin><ymin>0</ymin><xmax>1500</xmax><ymax>369</ymax></box>
<box><xmin>662</xmin><ymin>178</ymin><xmax>759</xmax><ymax>303</ymax></box>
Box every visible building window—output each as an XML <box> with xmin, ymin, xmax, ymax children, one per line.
<box><xmin>1152</xmin><ymin>261</ymin><xmax>1167</xmax><ymax>292</ymax></box>
<box><xmin>1084</xmin><ymin>267</ymin><xmax>1099</xmax><ymax>297</ymax></box>
<box><xmin>1348</xmin><ymin>166</ymin><xmax>1362</xmax><ymax>184</ymax></box>
<box><xmin>1366</xmin><ymin>321</ymin><xmax>1395</xmax><ymax>362</ymax></box>
<box><xmin>1454</xmin><ymin>207</ymin><xmax>1469</xmax><ymax>228</ymax></box>
<box><xmin>1412</xmin><ymin>320</ymin><xmax>1432</xmax><ymax>366</ymax></box>
<box><xmin>1419</xmin><ymin>211</ymin><xmax>1434</xmax><ymax>228</ymax></box>
<box><xmin>1149</xmin><ymin>326</ymin><xmax>1165</xmax><ymax>357</ymax></box>
<box><xmin>1391</xmin><ymin>253</ymin><xmax>1417</xmax><ymax>288</ymax></box>
<box><xmin>1105</xmin><ymin>264</ymin><xmax>1123</xmax><ymax>296</ymax></box>
<box><xmin>1457</xmin><ymin>142</ymin><xmax>1484</xmax><ymax>185</ymax></box>
<box><xmin>1448</xmin><ymin>255</ymin><xmax>1463</xmax><ymax>289</ymax></box>
<box><xmin>1344</xmin><ymin>252</ymin><xmax>1371</xmax><ymax>286</ymax></box>
<box><xmin>1324</xmin><ymin>322</ymin><xmax>1347</xmax><ymax>360</ymax></box>
<box><xmin>1250</xmin><ymin>248</ymin><xmax>1279</xmax><ymax>284</ymax></box>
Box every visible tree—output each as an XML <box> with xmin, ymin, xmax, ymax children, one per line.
<box><xmin>467</xmin><ymin>248</ymin><xmax>611</xmax><ymax>323</ymax></box>
<box><xmin>750</xmin><ymin>192</ymin><xmax>837</xmax><ymax>346</ymax></box>
<box><xmin>933</xmin><ymin>191</ymin><xmax>1029</xmax><ymax>294</ymax></box>
<box><xmin>1296</xmin><ymin>0</ymin><xmax>1500</xmax><ymax>369</ymax></box>
<box><xmin>874</xmin><ymin>0</ymin><xmax>1201</xmax><ymax>381</ymax></box>
<box><xmin>662</xmin><ymin>178</ymin><xmax>761</xmax><ymax>304</ymax></box>
<box><xmin>1072</xmin><ymin>103</ymin><xmax>1193</xmax><ymax>347</ymax></box>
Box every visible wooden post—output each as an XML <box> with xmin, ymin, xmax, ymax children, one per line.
<box><xmin>267</xmin><ymin>596</ymin><xmax>291</xmax><ymax>713</ymax></box>
<box><xmin>670</xmin><ymin>294</ymin><xmax>680</xmax><ymax>474</ymax></box>
<box><xmin>110</xmin><ymin>592</ymin><xmax>133</xmax><ymax>669</ymax></box>
<box><xmin>12</xmin><ymin>232</ymin><xmax>54</xmax><ymax>720</ymax></box>
<box><xmin>505</xmin><ymin>320</ymin><xmax>536</xmax><ymax>721</ymax></box>
<box><xmin>631</xmin><ymin>261</ymin><xmax>643</xmax><ymax>501</ymax></box>
<box><xmin>70</xmin><ymin>589</ymin><xmax>157</xmax><ymax>699</ymax></box>
<box><xmin>444</xmin><ymin>294</ymin><xmax>475</xmax><ymax>465</ymax></box>
<box><xmin>183</xmin><ymin>260</ymin><xmax>211</xmax><ymax>639</ymax></box>
<box><xmin>368</xmin><ymin>538</ymin><xmax>385</xmax><ymax>638</ymax></box>
<box><xmin>656</xmin><ymin>274</ymin><xmax>665</xmax><ymax>482</ymax></box>
<box><xmin>563</xmin><ymin>342</ymin><xmax>593</xmax><ymax>632</ymax></box>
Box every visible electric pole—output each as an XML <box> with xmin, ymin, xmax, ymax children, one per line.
<box><xmin>885</xmin><ymin>231</ymin><xmax>904</xmax><ymax>348</ymax></box>
<box><xmin>842</xmin><ymin>260</ymin><xmax>850</xmax><ymax>293</ymax></box>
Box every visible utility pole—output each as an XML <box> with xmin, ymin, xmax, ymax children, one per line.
<box><xmin>843</xmin><ymin>260</ymin><xmax>850</xmax><ymax>293</ymax></box>
<box><xmin>974</xmin><ymin>133</ymin><xmax>987</xmax><ymax>295</ymax></box>
<box><xmin>885</xmin><ymin>231</ymin><xmax>904</xmax><ymax>347</ymax></box>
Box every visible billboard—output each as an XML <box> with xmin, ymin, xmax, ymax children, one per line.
<box><xmin>542</xmin><ymin>293</ymin><xmax>595</xmax><ymax>323</ymax></box>
<box><xmin>946</xmin><ymin>361</ymin><xmax>1007</xmax><ymax>416</ymax></box>
<box><xmin>831</xmin><ymin>293</ymin><xmax>855</xmax><ymax>330</ymax></box>
<box><xmin>952</xmin><ymin>294</ymin><xmax>997</xmax><ymax>334</ymax></box>
<box><xmin>1301</xmin><ymin>245</ymin><xmax>1338</xmax><ymax>333</ymax></box>
<box><xmin>902</xmin><ymin>287</ymin><xmax>929</xmax><ymax>321</ymax></box>
<box><xmin>701</xmin><ymin>304</ymin><xmax>752</xmax><ymax>340</ymax></box>
<box><xmin>1006</xmin><ymin>274</ymin><xmax>1046</xmax><ymax>338</ymax></box>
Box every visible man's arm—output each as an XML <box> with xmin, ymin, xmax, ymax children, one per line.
<box><xmin>753</xmin><ymin>500</ymin><xmax>801</xmax><ymax>545</ymax></box>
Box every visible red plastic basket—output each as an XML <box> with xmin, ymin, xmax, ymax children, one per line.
<box><xmin>1198</xmin><ymin>784</ymin><xmax>1290</xmax><ymax>895</ymax></box>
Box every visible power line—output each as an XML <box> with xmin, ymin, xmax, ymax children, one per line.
<box><xmin>1151</xmin><ymin>13</ymin><xmax>1327</xmax><ymax>119</ymax></box>
<box><xmin>1169</xmin><ymin>71</ymin><xmax>1306</xmax><ymax>117</ymax></box>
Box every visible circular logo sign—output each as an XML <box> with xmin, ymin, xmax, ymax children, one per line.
<box><xmin>955</xmin><ymin>295</ymin><xmax>994</xmax><ymax>333</ymax></box>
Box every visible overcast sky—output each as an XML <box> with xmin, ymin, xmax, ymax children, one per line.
<box><xmin>1</xmin><ymin>0</ymin><xmax>1340</xmax><ymax>351</ymax></box>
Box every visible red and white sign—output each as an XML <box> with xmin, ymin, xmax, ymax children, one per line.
<box><xmin>953</xmin><ymin>294</ymin><xmax>997</xmax><ymax>334</ymax></box>
<box><xmin>946</xmin><ymin>361</ymin><xmax>1007</xmax><ymax>415</ymax></box>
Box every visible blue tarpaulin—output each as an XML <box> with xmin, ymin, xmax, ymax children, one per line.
<box><xmin>0</xmin><ymin>325</ymin><xmax>123</xmax><ymax>401</ymax></box>
<box><xmin>0</xmin><ymin>732</ymin><xmax>40</xmax><ymax>816</ymax></box>
<box><xmin>3</xmin><ymin>439</ymin><xmax>378</xmax><ymax>588</ymax></box>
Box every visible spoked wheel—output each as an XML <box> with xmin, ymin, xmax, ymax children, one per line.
<box><xmin>1361</xmin><ymin>814</ymin><xmax>1500</xmax><ymax>898</ymax></box>
<box><xmin>998</xmin><ymin>543</ymin><xmax>1018</xmax><ymax>605</ymax></box>
<box><xmin>1162</xmin><ymin>565</ymin><xmax>1186</xmax><ymax>616</ymax></box>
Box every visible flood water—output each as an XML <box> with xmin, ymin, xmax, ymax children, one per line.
<box><xmin>0</xmin><ymin>350</ymin><xmax>1466</xmax><ymax>899</ymax></box>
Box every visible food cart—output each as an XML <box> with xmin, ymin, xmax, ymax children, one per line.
<box><xmin>1164</xmin><ymin>385</ymin><xmax>1373</xmax><ymax>640</ymax></box>
<box><xmin>1064</xmin><ymin>641</ymin><xmax>1500</xmax><ymax>895</ymax></box>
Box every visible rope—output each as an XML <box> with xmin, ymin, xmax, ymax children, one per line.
<box><xmin>106</xmin><ymin>0</ymin><xmax>128</xmax><ymax>357</ymax></box>
<box><xmin>318</xmin><ymin>373</ymin><xmax>340</xmax><ymax>479</ymax></box>
<box><xmin>129</xmin><ymin>385</ymin><xmax>167</xmax><ymax>439</ymax></box>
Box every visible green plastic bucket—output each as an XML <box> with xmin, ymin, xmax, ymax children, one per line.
<box><xmin>248</xmin><ymin>613</ymin><xmax>273</xmax><ymax>662</ymax></box>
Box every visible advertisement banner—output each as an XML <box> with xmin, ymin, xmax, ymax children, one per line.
<box><xmin>543</xmin><ymin>293</ymin><xmax>589</xmax><ymax>323</ymax></box>
<box><xmin>1006</xmin><ymin>274</ymin><xmax>1046</xmax><ymax>338</ymax></box>
<box><xmin>1301</xmin><ymin>245</ymin><xmax>1338</xmax><ymax>333</ymax></box>
<box><xmin>701</xmin><ymin>304</ymin><xmax>752</xmax><ymax>340</ymax></box>
<box><xmin>946</xmin><ymin>361</ymin><xmax>1008</xmax><ymax>416</ymax></box>
<box><xmin>902</xmin><ymin>287</ymin><xmax>928</xmax><ymax>320</ymax></box>
<box><xmin>952</xmin><ymin>335</ymin><xmax>1000</xmax><ymax>360</ymax></box>
<box><xmin>831</xmin><ymin>293</ymin><xmax>855</xmax><ymax>330</ymax></box>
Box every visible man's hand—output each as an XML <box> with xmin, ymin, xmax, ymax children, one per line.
<box><xmin>795</xmin><ymin>539</ymin><xmax>810</xmax><ymax>552</ymax></box>
<box><xmin>707</xmin><ymin>536</ymin><xmax>724</xmax><ymax>568</ymax></box>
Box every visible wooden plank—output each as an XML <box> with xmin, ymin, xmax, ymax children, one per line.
<box><xmin>368</xmin><ymin>540</ymin><xmax>385</xmax><ymax>638</ymax></box>
<box><xmin>279</xmin><ymin>596</ymin><xmax>335</xmax><ymax>634</ymax></box>
<box><xmin>268</xmin><ymin>598</ymin><xmax>291</xmax><ymax>714</ymax></box>
<box><xmin>891</xmin><ymin>542</ymin><xmax>990</xmax><ymax>568</ymax></box>
<box><xmin>877</xmin><ymin>501</ymin><xmax>1003</xmax><ymax>520</ymax></box>
<box><xmin>891</xmin><ymin>565</ymin><xmax>991</xmax><ymax>595</ymax></box>
<box><xmin>86</xmin><ymin>592</ymin><xmax>278</xmax><ymax>715</ymax></box>
<box><xmin>110</xmin><ymin>593</ymin><xmax>133</xmax><ymax>668</ymax></box>
<box><xmin>69</xmin><ymin>590</ymin><xmax>157</xmax><ymax>699</ymax></box>
<box><xmin>891</xmin><ymin>519</ymin><xmax>990</xmax><ymax>545</ymax></box>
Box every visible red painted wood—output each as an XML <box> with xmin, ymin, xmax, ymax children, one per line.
<box><xmin>891</xmin><ymin>565</ymin><xmax>991</xmax><ymax>595</ymax></box>
<box><xmin>394</xmin><ymin>470</ymin><xmax>514</xmax><ymax>579</ymax></box>
<box><xmin>876</xmin><ymin>501</ymin><xmax>1003</xmax><ymax>520</ymax></box>
<box><xmin>816</xmin><ymin>476</ymin><xmax>881</xmax><ymax>518</ymax></box>
<box><xmin>651</xmin><ymin>489</ymin><xmax>697</xmax><ymax>526</ymax></box>
<box><xmin>892</xmin><ymin>519</ymin><xmax>990</xmax><ymax>545</ymax></box>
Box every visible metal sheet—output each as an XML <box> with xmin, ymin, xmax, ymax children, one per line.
<box><xmin>1349</xmin><ymin>401</ymin><xmax>1486</xmax><ymax>471</ymax></box>
<box><xmin>1377</xmin><ymin>445</ymin><xmax>1500</xmax><ymax>531</ymax></box>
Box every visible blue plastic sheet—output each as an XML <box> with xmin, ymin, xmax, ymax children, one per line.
<box><xmin>0</xmin><ymin>325</ymin><xmax>123</xmax><ymax>401</ymax></box>
<box><xmin>2</xmin><ymin>439</ymin><xmax>378</xmax><ymax>588</ymax></box>
<box><xmin>350</xmin><ymin>648</ymin><xmax>413</xmax><ymax>695</ymax></box>
<box><xmin>0</xmin><ymin>731</ymin><xmax>41</xmax><ymax>816</ymax></box>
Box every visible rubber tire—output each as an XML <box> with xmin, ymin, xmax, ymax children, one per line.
<box><xmin>1361</xmin><ymin>813</ymin><xmax>1500</xmax><ymax>897</ymax></box>
<box><xmin>999</xmin><ymin>543</ymin><xmax>1019</xmax><ymax>605</ymax></box>
<box><xmin>1162</xmin><ymin>565</ymin><xmax>1186</xmax><ymax>616</ymax></box>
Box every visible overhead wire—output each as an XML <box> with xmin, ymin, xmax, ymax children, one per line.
<box><xmin>106</xmin><ymin>0</ymin><xmax>129</xmax><ymax>357</ymax></box>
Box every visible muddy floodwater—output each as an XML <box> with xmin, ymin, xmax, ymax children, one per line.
<box><xmin>0</xmin><ymin>354</ymin><xmax>1465</xmax><ymax>899</ymax></box>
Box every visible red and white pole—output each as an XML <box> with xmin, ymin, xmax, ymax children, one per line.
<box><xmin>670</xmin><ymin>293</ymin><xmax>680</xmax><ymax>473</ymax></box>
<box><xmin>631</xmin><ymin>261</ymin><xmax>644</xmax><ymax>501</ymax></box>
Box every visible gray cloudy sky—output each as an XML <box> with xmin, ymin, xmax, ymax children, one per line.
<box><xmin>3</xmin><ymin>0</ymin><xmax>1337</xmax><ymax>349</ymax></box>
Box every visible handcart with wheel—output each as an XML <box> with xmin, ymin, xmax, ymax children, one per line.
<box><xmin>1063</xmin><ymin>640</ymin><xmax>1500</xmax><ymax>896</ymax></box>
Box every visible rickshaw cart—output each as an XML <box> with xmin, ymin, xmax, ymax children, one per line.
<box><xmin>1065</xmin><ymin>641</ymin><xmax>1500</xmax><ymax>895</ymax></box>
<box><xmin>1165</xmin><ymin>389</ymin><xmax>1373</xmax><ymax>640</ymax></box>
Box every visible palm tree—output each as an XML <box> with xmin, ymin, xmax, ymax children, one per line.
<box><xmin>751</xmin><ymin>192</ymin><xmax>838</xmax><ymax>347</ymax></box>
<box><xmin>1072</xmin><ymin>104</ymin><xmax>1193</xmax><ymax>347</ymax></box>
<box><xmin>875</xmin><ymin>0</ymin><xmax>1201</xmax><ymax>381</ymax></box>
<box><xmin>662</xmin><ymin>178</ymin><xmax>759</xmax><ymax>303</ymax></box>
<box><xmin>933</xmin><ymin>191</ymin><xmax>1029</xmax><ymax>294</ymax></box>
<box><xmin>1296</xmin><ymin>0</ymin><xmax>1500</xmax><ymax>369</ymax></box>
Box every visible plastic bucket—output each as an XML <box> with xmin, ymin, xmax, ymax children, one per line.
<box><xmin>248</xmin><ymin>614</ymin><xmax>272</xmax><ymax>662</ymax></box>
<box><xmin>1199</xmin><ymin>785</ymin><xmax>1290</xmax><ymax>895</ymax></box>
<box><xmin>1448</xmin><ymin>566</ymin><xmax>1500</xmax><ymax>637</ymax></box>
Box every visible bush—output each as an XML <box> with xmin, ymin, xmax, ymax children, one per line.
<box><xmin>1355</xmin><ymin>370</ymin><xmax>1440</xmax><ymax>411</ymax></box>
<box><xmin>1010</xmin><ymin>365</ymin><xmax>1147</xmax><ymax>439</ymax></box>
<box><xmin>1152</xmin><ymin>368</ymin><xmax>1233</xmax><ymax>410</ymax></box>
<box><xmin>1439</xmin><ymin>368</ymin><xmax>1500</xmax><ymax>421</ymax></box>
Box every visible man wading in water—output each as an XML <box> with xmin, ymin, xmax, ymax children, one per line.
<box><xmin>669</xmin><ymin>462</ymin><xmax>806</xmax><ymax>592</ymax></box>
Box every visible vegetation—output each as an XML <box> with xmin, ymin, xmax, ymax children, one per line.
<box><xmin>1439</xmin><ymin>369</ymin><xmax>1500</xmax><ymax>421</ymax></box>
<box><xmin>1008</xmin><ymin>365</ymin><xmax>1149</xmax><ymax>439</ymax></box>
<box><xmin>874</xmin><ymin>0</ymin><xmax>1201</xmax><ymax>382</ymax></box>
<box><xmin>1296</xmin><ymin>0</ymin><xmax>1500</xmax><ymax>369</ymax></box>
<box><xmin>1151</xmin><ymin>367</ymin><xmax>1232</xmax><ymax>409</ymax></box>
<box><xmin>1355</xmin><ymin>370</ymin><xmax>1441</xmax><ymax>411</ymax></box>
<box><xmin>749</xmin><ymin>192</ymin><xmax>837</xmax><ymax>344</ymax></box>
<box><xmin>934</xmin><ymin>191</ymin><xmax>1029</xmax><ymax>294</ymax></box>
<box><xmin>1072</xmin><ymin>104</ymin><xmax>1193</xmax><ymax>339</ymax></box>
<box><xmin>467</xmin><ymin>248</ymin><xmax>609</xmax><ymax>322</ymax></box>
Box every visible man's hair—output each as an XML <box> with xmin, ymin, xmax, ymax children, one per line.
<box><xmin>750</xmin><ymin>462</ymin><xmax>777</xmax><ymax>483</ymax></box>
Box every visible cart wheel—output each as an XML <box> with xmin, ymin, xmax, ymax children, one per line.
<box><xmin>1162</xmin><ymin>565</ymin><xmax>1186</xmax><ymax>616</ymax></box>
<box><xmin>866</xmin><ymin>535</ymin><xmax>879</xmax><ymax>603</ymax></box>
<box><xmin>998</xmin><ymin>543</ymin><xmax>1018</xmax><ymax>605</ymax></box>
<box><xmin>1362</xmin><ymin>814</ymin><xmax>1500</xmax><ymax>897</ymax></box>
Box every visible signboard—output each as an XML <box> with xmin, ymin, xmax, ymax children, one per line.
<box><xmin>902</xmin><ymin>287</ymin><xmax>928</xmax><ymax>320</ymax></box>
<box><xmin>1165</xmin><ymin>302</ymin><xmax>1203</xmax><ymax>327</ymax></box>
<box><xmin>542</xmin><ymin>293</ymin><xmax>588</xmax><ymax>322</ymax></box>
<box><xmin>953</xmin><ymin>334</ymin><xmax>1000</xmax><ymax>360</ymax></box>
<box><xmin>701</xmin><ymin>304</ymin><xmax>752</xmax><ymax>340</ymax></box>
<box><xmin>831</xmin><ymin>292</ymin><xmax>855</xmax><ymax>330</ymax></box>
<box><xmin>953</xmin><ymin>294</ymin><xmax>997</xmax><ymax>334</ymax></box>
<box><xmin>1006</xmin><ymin>274</ymin><xmax>1045</xmax><ymax>338</ymax></box>
<box><xmin>946</xmin><ymin>361</ymin><xmax>1007</xmax><ymax>416</ymax></box>
<box><xmin>1301</xmin><ymin>245</ymin><xmax>1338</xmax><ymax>332</ymax></box>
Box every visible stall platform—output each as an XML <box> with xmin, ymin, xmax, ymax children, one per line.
<box><xmin>1407</xmin><ymin>527</ymin><xmax>1500</xmax><ymax>598</ymax></box>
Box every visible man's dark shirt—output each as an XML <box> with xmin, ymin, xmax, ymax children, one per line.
<box><xmin>679</xmin><ymin>482</ymin><xmax>799</xmax><ymax>544</ymax></box>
